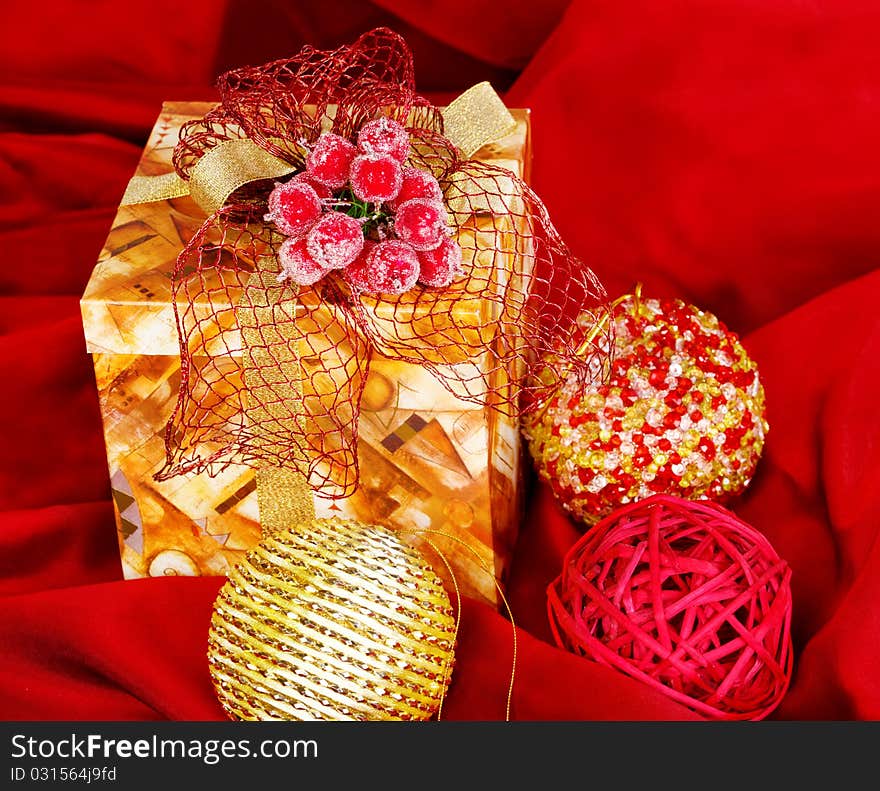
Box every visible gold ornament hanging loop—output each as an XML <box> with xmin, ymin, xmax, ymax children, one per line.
<box><xmin>532</xmin><ymin>282</ymin><xmax>643</xmax><ymax>422</ymax></box>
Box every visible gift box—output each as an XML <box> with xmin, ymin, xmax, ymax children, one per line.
<box><xmin>81</xmin><ymin>101</ymin><xmax>533</xmax><ymax>605</ymax></box>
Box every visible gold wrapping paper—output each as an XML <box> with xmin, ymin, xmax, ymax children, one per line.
<box><xmin>81</xmin><ymin>102</ymin><xmax>532</xmax><ymax>605</ymax></box>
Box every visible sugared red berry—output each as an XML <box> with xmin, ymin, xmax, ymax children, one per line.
<box><xmin>306</xmin><ymin>133</ymin><xmax>357</xmax><ymax>188</ymax></box>
<box><xmin>265</xmin><ymin>180</ymin><xmax>322</xmax><ymax>237</ymax></box>
<box><xmin>343</xmin><ymin>241</ymin><xmax>377</xmax><ymax>292</ymax></box>
<box><xmin>393</xmin><ymin>198</ymin><xmax>447</xmax><ymax>251</ymax></box>
<box><xmin>357</xmin><ymin>117</ymin><xmax>410</xmax><ymax>162</ymax></box>
<box><xmin>306</xmin><ymin>212</ymin><xmax>364</xmax><ymax>269</ymax></box>
<box><xmin>387</xmin><ymin>166</ymin><xmax>443</xmax><ymax>211</ymax></box>
<box><xmin>349</xmin><ymin>153</ymin><xmax>403</xmax><ymax>203</ymax></box>
<box><xmin>291</xmin><ymin>171</ymin><xmax>333</xmax><ymax>199</ymax></box>
<box><xmin>278</xmin><ymin>237</ymin><xmax>327</xmax><ymax>286</ymax></box>
<box><xmin>360</xmin><ymin>240</ymin><xmax>420</xmax><ymax>294</ymax></box>
<box><xmin>417</xmin><ymin>237</ymin><xmax>464</xmax><ymax>287</ymax></box>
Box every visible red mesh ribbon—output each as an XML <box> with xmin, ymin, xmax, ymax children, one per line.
<box><xmin>156</xmin><ymin>28</ymin><xmax>608</xmax><ymax>496</ymax></box>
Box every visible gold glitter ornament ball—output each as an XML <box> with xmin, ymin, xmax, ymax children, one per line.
<box><xmin>208</xmin><ymin>518</ymin><xmax>457</xmax><ymax>721</ymax></box>
<box><xmin>523</xmin><ymin>294</ymin><xmax>768</xmax><ymax>526</ymax></box>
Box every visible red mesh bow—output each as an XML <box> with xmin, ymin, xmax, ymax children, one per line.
<box><xmin>156</xmin><ymin>28</ymin><xmax>609</xmax><ymax>496</ymax></box>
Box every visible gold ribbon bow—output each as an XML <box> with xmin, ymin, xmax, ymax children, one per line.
<box><xmin>121</xmin><ymin>81</ymin><xmax>515</xmax><ymax>215</ymax></box>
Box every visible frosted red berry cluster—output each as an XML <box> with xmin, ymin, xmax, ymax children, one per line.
<box><xmin>264</xmin><ymin>117</ymin><xmax>464</xmax><ymax>294</ymax></box>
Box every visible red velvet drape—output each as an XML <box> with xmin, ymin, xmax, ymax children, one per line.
<box><xmin>1</xmin><ymin>0</ymin><xmax>878</xmax><ymax>720</ymax></box>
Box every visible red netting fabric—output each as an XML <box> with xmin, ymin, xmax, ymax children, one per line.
<box><xmin>157</xmin><ymin>28</ymin><xmax>609</xmax><ymax>496</ymax></box>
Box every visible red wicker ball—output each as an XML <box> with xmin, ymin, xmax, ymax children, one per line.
<box><xmin>547</xmin><ymin>494</ymin><xmax>793</xmax><ymax>720</ymax></box>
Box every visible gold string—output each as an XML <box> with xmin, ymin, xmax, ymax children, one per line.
<box><xmin>421</xmin><ymin>537</ymin><xmax>461</xmax><ymax>721</ymax></box>
<box><xmin>402</xmin><ymin>527</ymin><xmax>518</xmax><ymax>721</ymax></box>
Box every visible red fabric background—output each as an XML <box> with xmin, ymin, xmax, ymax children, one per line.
<box><xmin>2</xmin><ymin>0</ymin><xmax>878</xmax><ymax>720</ymax></box>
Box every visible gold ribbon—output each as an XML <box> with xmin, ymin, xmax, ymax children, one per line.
<box><xmin>121</xmin><ymin>171</ymin><xmax>190</xmax><ymax>205</ymax></box>
<box><xmin>122</xmin><ymin>138</ymin><xmax>296</xmax><ymax>215</ymax></box>
<box><xmin>441</xmin><ymin>81</ymin><xmax>516</xmax><ymax>159</ymax></box>
<box><xmin>190</xmin><ymin>138</ymin><xmax>298</xmax><ymax>216</ymax></box>
<box><xmin>236</xmin><ymin>270</ymin><xmax>317</xmax><ymax>529</ymax></box>
<box><xmin>120</xmin><ymin>82</ymin><xmax>515</xmax><ymax>213</ymax></box>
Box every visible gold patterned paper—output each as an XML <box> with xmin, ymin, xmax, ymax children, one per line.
<box><xmin>81</xmin><ymin>102</ymin><xmax>532</xmax><ymax>606</ymax></box>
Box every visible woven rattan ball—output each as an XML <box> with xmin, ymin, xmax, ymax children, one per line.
<box><xmin>547</xmin><ymin>495</ymin><xmax>793</xmax><ymax>720</ymax></box>
<box><xmin>208</xmin><ymin>518</ymin><xmax>456</xmax><ymax>721</ymax></box>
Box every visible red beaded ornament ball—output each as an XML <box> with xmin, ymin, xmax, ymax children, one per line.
<box><xmin>523</xmin><ymin>291</ymin><xmax>768</xmax><ymax>526</ymax></box>
<box><xmin>548</xmin><ymin>495</ymin><xmax>793</xmax><ymax>720</ymax></box>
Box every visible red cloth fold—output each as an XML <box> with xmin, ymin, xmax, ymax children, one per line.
<box><xmin>1</xmin><ymin>0</ymin><xmax>878</xmax><ymax>720</ymax></box>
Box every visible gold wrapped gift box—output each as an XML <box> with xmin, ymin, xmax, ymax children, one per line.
<box><xmin>81</xmin><ymin>102</ymin><xmax>532</xmax><ymax>605</ymax></box>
